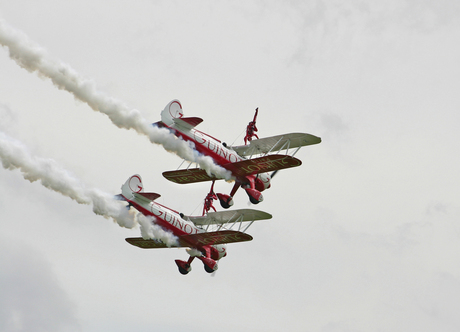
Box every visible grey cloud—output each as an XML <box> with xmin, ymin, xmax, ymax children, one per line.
<box><xmin>0</xmin><ymin>238</ymin><xmax>79</xmax><ymax>332</ymax></box>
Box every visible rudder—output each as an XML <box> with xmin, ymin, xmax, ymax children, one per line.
<box><xmin>161</xmin><ymin>99</ymin><xmax>183</xmax><ymax>126</ymax></box>
<box><xmin>121</xmin><ymin>174</ymin><xmax>144</xmax><ymax>199</ymax></box>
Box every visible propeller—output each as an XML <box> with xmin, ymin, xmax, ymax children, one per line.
<box><xmin>270</xmin><ymin>170</ymin><xmax>279</xmax><ymax>179</ymax></box>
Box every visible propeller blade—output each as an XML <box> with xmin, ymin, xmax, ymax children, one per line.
<box><xmin>270</xmin><ymin>170</ymin><xmax>279</xmax><ymax>179</ymax></box>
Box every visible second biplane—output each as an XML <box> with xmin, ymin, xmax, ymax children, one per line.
<box><xmin>119</xmin><ymin>174</ymin><xmax>271</xmax><ymax>275</ymax></box>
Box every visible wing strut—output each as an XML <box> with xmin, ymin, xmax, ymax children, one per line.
<box><xmin>265</xmin><ymin>135</ymin><xmax>285</xmax><ymax>156</ymax></box>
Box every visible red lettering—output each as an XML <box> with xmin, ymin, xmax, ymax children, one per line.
<box><xmin>208</xmin><ymin>140</ymin><xmax>216</xmax><ymax>152</ymax></box>
<box><xmin>175</xmin><ymin>219</ymin><xmax>185</xmax><ymax>230</ymax></box>
<box><xmin>217</xmin><ymin>146</ymin><xmax>228</xmax><ymax>160</ymax></box>
<box><xmin>229</xmin><ymin>153</ymin><xmax>239</xmax><ymax>163</ymax></box>
<box><xmin>184</xmin><ymin>224</ymin><xmax>193</xmax><ymax>234</ymax></box>
<box><xmin>194</xmin><ymin>132</ymin><xmax>206</xmax><ymax>144</ymax></box>
<box><xmin>152</xmin><ymin>207</ymin><xmax>163</xmax><ymax>217</ymax></box>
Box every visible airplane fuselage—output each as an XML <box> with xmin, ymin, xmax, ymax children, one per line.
<box><xmin>166</xmin><ymin>124</ymin><xmax>271</xmax><ymax>191</ymax></box>
<box><xmin>127</xmin><ymin>195</ymin><xmax>200</xmax><ymax>237</ymax></box>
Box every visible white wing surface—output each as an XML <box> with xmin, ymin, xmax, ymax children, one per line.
<box><xmin>188</xmin><ymin>209</ymin><xmax>272</xmax><ymax>226</ymax></box>
<box><xmin>231</xmin><ymin>132</ymin><xmax>321</xmax><ymax>157</ymax></box>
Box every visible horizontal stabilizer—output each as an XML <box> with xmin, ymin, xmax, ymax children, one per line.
<box><xmin>133</xmin><ymin>191</ymin><xmax>161</xmax><ymax>204</ymax></box>
<box><xmin>173</xmin><ymin>117</ymin><xmax>203</xmax><ymax>130</ymax></box>
<box><xmin>189</xmin><ymin>208</ymin><xmax>272</xmax><ymax>226</ymax></box>
<box><xmin>126</xmin><ymin>230</ymin><xmax>252</xmax><ymax>249</ymax></box>
<box><xmin>231</xmin><ymin>132</ymin><xmax>321</xmax><ymax>157</ymax></box>
<box><xmin>137</xmin><ymin>192</ymin><xmax>161</xmax><ymax>201</ymax></box>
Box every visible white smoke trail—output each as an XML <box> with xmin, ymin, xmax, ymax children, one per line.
<box><xmin>0</xmin><ymin>130</ymin><xmax>180</xmax><ymax>244</ymax></box>
<box><xmin>0</xmin><ymin>19</ymin><xmax>232</xmax><ymax>180</ymax></box>
<box><xmin>0</xmin><ymin>130</ymin><xmax>136</xmax><ymax>227</ymax></box>
<box><xmin>136</xmin><ymin>214</ymin><xmax>179</xmax><ymax>247</ymax></box>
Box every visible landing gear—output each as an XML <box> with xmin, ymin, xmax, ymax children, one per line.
<box><xmin>178</xmin><ymin>266</ymin><xmax>190</xmax><ymax>275</ymax></box>
<box><xmin>216</xmin><ymin>177</ymin><xmax>264</xmax><ymax>207</ymax></box>
<box><xmin>204</xmin><ymin>264</ymin><xmax>215</xmax><ymax>273</ymax></box>
<box><xmin>245</xmin><ymin>188</ymin><xmax>263</xmax><ymax>204</ymax></box>
<box><xmin>199</xmin><ymin>256</ymin><xmax>218</xmax><ymax>273</ymax></box>
<box><xmin>216</xmin><ymin>182</ymin><xmax>240</xmax><ymax>209</ymax></box>
<box><xmin>175</xmin><ymin>259</ymin><xmax>192</xmax><ymax>275</ymax></box>
<box><xmin>217</xmin><ymin>193</ymin><xmax>233</xmax><ymax>209</ymax></box>
<box><xmin>175</xmin><ymin>249</ymin><xmax>219</xmax><ymax>275</ymax></box>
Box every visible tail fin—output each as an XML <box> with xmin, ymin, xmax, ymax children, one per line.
<box><xmin>121</xmin><ymin>174</ymin><xmax>144</xmax><ymax>199</ymax></box>
<box><xmin>121</xmin><ymin>175</ymin><xmax>161</xmax><ymax>203</ymax></box>
<box><xmin>161</xmin><ymin>99</ymin><xmax>184</xmax><ymax>126</ymax></box>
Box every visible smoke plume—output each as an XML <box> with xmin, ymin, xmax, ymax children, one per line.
<box><xmin>0</xmin><ymin>19</ymin><xmax>232</xmax><ymax>180</ymax></box>
<box><xmin>0</xmin><ymin>130</ymin><xmax>179</xmax><ymax>244</ymax></box>
<box><xmin>0</xmin><ymin>130</ymin><xmax>136</xmax><ymax>227</ymax></box>
<box><xmin>136</xmin><ymin>214</ymin><xmax>179</xmax><ymax>247</ymax></box>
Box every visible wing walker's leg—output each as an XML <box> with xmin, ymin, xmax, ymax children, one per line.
<box><xmin>202</xmin><ymin>181</ymin><xmax>218</xmax><ymax>215</ymax></box>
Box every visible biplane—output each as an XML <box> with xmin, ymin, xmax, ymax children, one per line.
<box><xmin>119</xmin><ymin>174</ymin><xmax>272</xmax><ymax>275</ymax></box>
<box><xmin>154</xmin><ymin>100</ymin><xmax>321</xmax><ymax>209</ymax></box>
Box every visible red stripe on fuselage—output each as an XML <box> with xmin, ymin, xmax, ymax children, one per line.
<box><xmin>125</xmin><ymin>199</ymin><xmax>199</xmax><ymax>239</ymax></box>
<box><xmin>169</xmin><ymin>126</ymin><xmax>243</xmax><ymax>168</ymax></box>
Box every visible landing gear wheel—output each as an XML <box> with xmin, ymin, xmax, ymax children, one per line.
<box><xmin>175</xmin><ymin>260</ymin><xmax>192</xmax><ymax>275</ymax></box>
<box><xmin>221</xmin><ymin>200</ymin><xmax>231</xmax><ymax>209</ymax></box>
<box><xmin>249</xmin><ymin>196</ymin><xmax>260</xmax><ymax>204</ymax></box>
<box><xmin>204</xmin><ymin>264</ymin><xmax>215</xmax><ymax>273</ymax></box>
<box><xmin>245</xmin><ymin>188</ymin><xmax>263</xmax><ymax>205</ymax></box>
<box><xmin>217</xmin><ymin>194</ymin><xmax>233</xmax><ymax>209</ymax></box>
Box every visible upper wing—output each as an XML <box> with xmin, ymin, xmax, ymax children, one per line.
<box><xmin>125</xmin><ymin>230</ymin><xmax>252</xmax><ymax>249</ymax></box>
<box><xmin>188</xmin><ymin>208</ymin><xmax>272</xmax><ymax>226</ymax></box>
<box><xmin>231</xmin><ymin>132</ymin><xmax>321</xmax><ymax>157</ymax></box>
<box><xmin>163</xmin><ymin>168</ymin><xmax>215</xmax><ymax>184</ymax></box>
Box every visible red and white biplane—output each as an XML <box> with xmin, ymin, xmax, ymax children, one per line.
<box><xmin>155</xmin><ymin>100</ymin><xmax>321</xmax><ymax>209</ymax></box>
<box><xmin>119</xmin><ymin>174</ymin><xmax>271</xmax><ymax>275</ymax></box>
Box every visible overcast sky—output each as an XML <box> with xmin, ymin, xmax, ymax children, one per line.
<box><xmin>1</xmin><ymin>1</ymin><xmax>460</xmax><ymax>331</ymax></box>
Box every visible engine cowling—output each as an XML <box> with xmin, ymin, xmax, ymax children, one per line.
<box><xmin>210</xmin><ymin>244</ymin><xmax>227</xmax><ymax>260</ymax></box>
<box><xmin>255</xmin><ymin>173</ymin><xmax>271</xmax><ymax>192</ymax></box>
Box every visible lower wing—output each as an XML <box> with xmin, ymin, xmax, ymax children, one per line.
<box><xmin>162</xmin><ymin>154</ymin><xmax>301</xmax><ymax>184</ymax></box>
<box><xmin>126</xmin><ymin>230</ymin><xmax>252</xmax><ymax>249</ymax></box>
